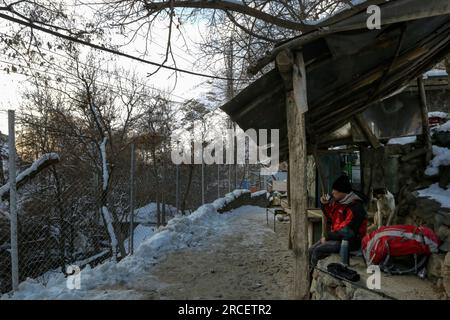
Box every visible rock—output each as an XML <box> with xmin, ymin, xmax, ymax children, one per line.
<box><xmin>413</xmin><ymin>198</ymin><xmax>443</xmax><ymax>222</ymax></box>
<box><xmin>322</xmin><ymin>273</ymin><xmax>340</xmax><ymax>288</ymax></box>
<box><xmin>432</xmin><ymin>131</ymin><xmax>450</xmax><ymax>148</ymax></box>
<box><xmin>321</xmin><ymin>288</ymin><xmax>339</xmax><ymax>300</ymax></box>
<box><xmin>345</xmin><ymin>283</ymin><xmax>356</xmax><ymax>297</ymax></box>
<box><xmin>427</xmin><ymin>254</ymin><xmax>444</xmax><ymax>278</ymax></box>
<box><xmin>440</xmin><ymin>239</ymin><xmax>450</xmax><ymax>252</ymax></box>
<box><xmin>437</xmin><ymin>225</ymin><xmax>449</xmax><ymax>240</ymax></box>
<box><xmin>442</xmin><ymin>253</ymin><xmax>450</xmax><ymax>296</ymax></box>
<box><xmin>439</xmin><ymin>166</ymin><xmax>450</xmax><ymax>188</ymax></box>
<box><xmin>352</xmin><ymin>288</ymin><xmax>386</xmax><ymax>300</ymax></box>
<box><xmin>310</xmin><ymin>278</ymin><xmax>317</xmax><ymax>294</ymax></box>
<box><xmin>438</xmin><ymin>209</ymin><xmax>450</xmax><ymax>226</ymax></box>
<box><xmin>335</xmin><ymin>285</ymin><xmax>349</xmax><ymax>300</ymax></box>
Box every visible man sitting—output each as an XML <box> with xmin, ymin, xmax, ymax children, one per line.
<box><xmin>309</xmin><ymin>175</ymin><xmax>368</xmax><ymax>268</ymax></box>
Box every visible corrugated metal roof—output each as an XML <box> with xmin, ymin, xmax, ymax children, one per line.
<box><xmin>221</xmin><ymin>0</ymin><xmax>450</xmax><ymax>160</ymax></box>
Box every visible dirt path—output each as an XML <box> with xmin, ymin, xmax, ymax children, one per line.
<box><xmin>148</xmin><ymin>206</ymin><xmax>294</xmax><ymax>300</ymax></box>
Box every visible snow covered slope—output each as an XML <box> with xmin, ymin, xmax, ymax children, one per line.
<box><xmin>1</xmin><ymin>189</ymin><xmax>256</xmax><ymax>299</ymax></box>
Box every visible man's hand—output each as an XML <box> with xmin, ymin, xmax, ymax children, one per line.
<box><xmin>320</xmin><ymin>195</ymin><xmax>330</xmax><ymax>205</ymax></box>
<box><xmin>320</xmin><ymin>237</ymin><xmax>326</xmax><ymax>244</ymax></box>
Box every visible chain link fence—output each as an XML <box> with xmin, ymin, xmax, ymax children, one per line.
<box><xmin>0</xmin><ymin>110</ymin><xmax>265</xmax><ymax>294</ymax></box>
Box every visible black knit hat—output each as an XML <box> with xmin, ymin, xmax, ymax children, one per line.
<box><xmin>332</xmin><ymin>175</ymin><xmax>352</xmax><ymax>193</ymax></box>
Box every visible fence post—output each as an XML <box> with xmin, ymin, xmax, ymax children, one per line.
<box><xmin>201</xmin><ymin>146</ymin><xmax>205</xmax><ymax>205</ymax></box>
<box><xmin>217</xmin><ymin>164</ymin><xmax>220</xmax><ymax>198</ymax></box>
<box><xmin>128</xmin><ymin>143</ymin><xmax>135</xmax><ymax>255</ymax></box>
<box><xmin>228</xmin><ymin>165</ymin><xmax>231</xmax><ymax>192</ymax></box>
<box><xmin>175</xmin><ymin>164</ymin><xmax>179</xmax><ymax>211</ymax></box>
<box><xmin>8</xmin><ymin>109</ymin><xmax>19</xmax><ymax>291</ymax></box>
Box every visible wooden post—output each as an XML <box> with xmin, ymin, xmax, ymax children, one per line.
<box><xmin>129</xmin><ymin>143</ymin><xmax>135</xmax><ymax>255</ymax></box>
<box><xmin>312</xmin><ymin>147</ymin><xmax>328</xmax><ymax>239</ymax></box>
<box><xmin>284</xmin><ymin>52</ymin><xmax>310</xmax><ymax>300</ymax></box>
<box><xmin>8</xmin><ymin>110</ymin><xmax>19</xmax><ymax>291</ymax></box>
<box><xmin>417</xmin><ymin>76</ymin><xmax>432</xmax><ymax>162</ymax></box>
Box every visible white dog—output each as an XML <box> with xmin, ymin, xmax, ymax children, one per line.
<box><xmin>373</xmin><ymin>188</ymin><xmax>396</xmax><ymax>228</ymax></box>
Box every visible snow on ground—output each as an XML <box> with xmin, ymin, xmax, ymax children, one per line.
<box><xmin>387</xmin><ymin>136</ymin><xmax>417</xmax><ymax>145</ymax></box>
<box><xmin>417</xmin><ymin>183</ymin><xmax>450</xmax><ymax>209</ymax></box>
<box><xmin>1</xmin><ymin>189</ymin><xmax>268</xmax><ymax>300</ymax></box>
<box><xmin>425</xmin><ymin>145</ymin><xmax>450</xmax><ymax>176</ymax></box>
<box><xmin>128</xmin><ymin>203</ymin><xmax>179</xmax><ymax>224</ymax></box>
<box><xmin>123</xmin><ymin>225</ymin><xmax>156</xmax><ymax>254</ymax></box>
<box><xmin>434</xmin><ymin>120</ymin><xmax>450</xmax><ymax>132</ymax></box>
<box><xmin>251</xmin><ymin>190</ymin><xmax>267</xmax><ymax>198</ymax></box>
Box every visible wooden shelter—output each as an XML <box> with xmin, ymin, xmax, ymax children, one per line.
<box><xmin>221</xmin><ymin>0</ymin><xmax>450</xmax><ymax>299</ymax></box>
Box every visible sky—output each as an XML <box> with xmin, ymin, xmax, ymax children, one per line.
<box><xmin>0</xmin><ymin>1</ymin><xmax>225</xmax><ymax>133</ymax></box>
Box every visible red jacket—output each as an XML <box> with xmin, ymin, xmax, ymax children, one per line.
<box><xmin>322</xmin><ymin>199</ymin><xmax>368</xmax><ymax>239</ymax></box>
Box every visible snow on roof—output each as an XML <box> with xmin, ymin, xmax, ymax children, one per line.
<box><xmin>423</xmin><ymin>69</ymin><xmax>448</xmax><ymax>79</ymax></box>
<box><xmin>387</xmin><ymin>136</ymin><xmax>417</xmax><ymax>145</ymax></box>
<box><xmin>417</xmin><ymin>183</ymin><xmax>450</xmax><ymax>208</ymax></box>
<box><xmin>428</xmin><ymin>111</ymin><xmax>448</xmax><ymax>119</ymax></box>
<box><xmin>425</xmin><ymin>145</ymin><xmax>450</xmax><ymax>176</ymax></box>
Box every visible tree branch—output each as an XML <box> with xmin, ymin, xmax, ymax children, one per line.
<box><xmin>143</xmin><ymin>0</ymin><xmax>316</xmax><ymax>32</ymax></box>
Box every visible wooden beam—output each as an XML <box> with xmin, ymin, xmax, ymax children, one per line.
<box><xmin>275</xmin><ymin>49</ymin><xmax>294</xmax><ymax>91</ymax></box>
<box><xmin>353</xmin><ymin>114</ymin><xmax>382</xmax><ymax>149</ymax></box>
<box><xmin>417</xmin><ymin>76</ymin><xmax>433</xmax><ymax>162</ymax></box>
<box><xmin>286</xmin><ymin>51</ymin><xmax>310</xmax><ymax>300</ymax></box>
<box><xmin>400</xmin><ymin>147</ymin><xmax>427</xmax><ymax>162</ymax></box>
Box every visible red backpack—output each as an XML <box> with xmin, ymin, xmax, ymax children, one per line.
<box><xmin>362</xmin><ymin>225</ymin><xmax>440</xmax><ymax>275</ymax></box>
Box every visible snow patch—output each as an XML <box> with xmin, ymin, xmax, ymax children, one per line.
<box><xmin>123</xmin><ymin>225</ymin><xmax>156</xmax><ymax>254</ymax></box>
<box><xmin>0</xmin><ymin>153</ymin><xmax>60</xmax><ymax>200</ymax></box>
<box><xmin>2</xmin><ymin>189</ymin><xmax>251</xmax><ymax>300</ymax></box>
<box><xmin>100</xmin><ymin>137</ymin><xmax>109</xmax><ymax>191</ymax></box>
<box><xmin>434</xmin><ymin>120</ymin><xmax>450</xmax><ymax>132</ymax></box>
<box><xmin>387</xmin><ymin>136</ymin><xmax>417</xmax><ymax>145</ymax></box>
<box><xmin>101</xmin><ymin>206</ymin><xmax>117</xmax><ymax>262</ymax></box>
<box><xmin>128</xmin><ymin>203</ymin><xmax>179</xmax><ymax>224</ymax></box>
<box><xmin>251</xmin><ymin>190</ymin><xmax>267</xmax><ymax>198</ymax></box>
<box><xmin>425</xmin><ymin>145</ymin><xmax>450</xmax><ymax>176</ymax></box>
<box><xmin>417</xmin><ymin>183</ymin><xmax>450</xmax><ymax>208</ymax></box>
<box><xmin>423</xmin><ymin>69</ymin><xmax>448</xmax><ymax>79</ymax></box>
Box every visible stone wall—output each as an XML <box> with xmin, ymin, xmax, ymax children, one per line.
<box><xmin>217</xmin><ymin>191</ymin><xmax>269</xmax><ymax>213</ymax></box>
<box><xmin>361</xmin><ymin>133</ymin><xmax>450</xmax><ymax>254</ymax></box>
<box><xmin>398</xmin><ymin>129</ymin><xmax>450</xmax><ymax>253</ymax></box>
<box><xmin>310</xmin><ymin>255</ymin><xmax>387</xmax><ymax>300</ymax></box>
<box><xmin>311</xmin><ymin>254</ymin><xmax>449</xmax><ymax>300</ymax></box>
<box><xmin>428</xmin><ymin>89</ymin><xmax>450</xmax><ymax>114</ymax></box>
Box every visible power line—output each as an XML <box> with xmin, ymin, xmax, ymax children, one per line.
<box><xmin>0</xmin><ymin>55</ymin><xmax>186</xmax><ymax>105</ymax></box>
<box><xmin>0</xmin><ymin>12</ymin><xmax>248</xmax><ymax>82</ymax></box>
<box><xmin>0</xmin><ymin>31</ymin><xmax>189</xmax><ymax>102</ymax></box>
<box><xmin>0</xmin><ymin>59</ymin><xmax>224</xmax><ymax>126</ymax></box>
